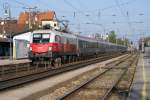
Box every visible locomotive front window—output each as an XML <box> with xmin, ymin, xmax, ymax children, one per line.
<box><xmin>42</xmin><ymin>34</ymin><xmax>50</xmax><ymax>43</ymax></box>
<box><xmin>33</xmin><ymin>34</ymin><xmax>41</xmax><ymax>38</ymax></box>
<box><xmin>33</xmin><ymin>33</ymin><xmax>50</xmax><ymax>43</ymax></box>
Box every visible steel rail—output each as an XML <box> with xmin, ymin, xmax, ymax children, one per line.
<box><xmin>0</xmin><ymin>53</ymin><xmax>123</xmax><ymax>90</ymax></box>
<box><xmin>102</xmin><ymin>54</ymin><xmax>139</xmax><ymax>100</ymax></box>
<box><xmin>0</xmin><ymin>53</ymin><xmax>119</xmax><ymax>82</ymax></box>
<box><xmin>56</xmin><ymin>55</ymin><xmax>132</xmax><ymax>100</ymax></box>
<box><xmin>101</xmin><ymin>68</ymin><xmax>128</xmax><ymax>100</ymax></box>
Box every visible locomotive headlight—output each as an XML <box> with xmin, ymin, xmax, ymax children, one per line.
<box><xmin>48</xmin><ymin>46</ymin><xmax>52</xmax><ymax>51</ymax></box>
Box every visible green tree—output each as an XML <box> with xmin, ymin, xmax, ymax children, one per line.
<box><xmin>108</xmin><ymin>31</ymin><xmax>116</xmax><ymax>43</ymax></box>
<box><xmin>117</xmin><ymin>38</ymin><xmax>124</xmax><ymax>45</ymax></box>
<box><xmin>124</xmin><ymin>38</ymin><xmax>129</xmax><ymax>46</ymax></box>
<box><xmin>117</xmin><ymin>38</ymin><xmax>129</xmax><ymax>46</ymax></box>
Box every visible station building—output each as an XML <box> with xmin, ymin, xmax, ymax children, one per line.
<box><xmin>139</xmin><ymin>37</ymin><xmax>150</xmax><ymax>56</ymax></box>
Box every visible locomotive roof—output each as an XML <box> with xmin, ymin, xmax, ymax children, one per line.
<box><xmin>33</xmin><ymin>29</ymin><xmax>55</xmax><ymax>33</ymax></box>
<box><xmin>33</xmin><ymin>29</ymin><xmax>76</xmax><ymax>39</ymax></box>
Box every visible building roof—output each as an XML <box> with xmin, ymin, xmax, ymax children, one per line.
<box><xmin>17</xmin><ymin>10</ymin><xmax>56</xmax><ymax>25</ymax></box>
<box><xmin>0</xmin><ymin>10</ymin><xmax>56</xmax><ymax>36</ymax></box>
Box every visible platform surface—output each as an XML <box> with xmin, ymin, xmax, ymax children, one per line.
<box><xmin>128</xmin><ymin>54</ymin><xmax>150</xmax><ymax>100</ymax></box>
<box><xmin>0</xmin><ymin>59</ymin><xmax>31</xmax><ymax>66</ymax></box>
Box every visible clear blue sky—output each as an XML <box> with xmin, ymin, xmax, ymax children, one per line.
<box><xmin>0</xmin><ymin>0</ymin><xmax>150</xmax><ymax>44</ymax></box>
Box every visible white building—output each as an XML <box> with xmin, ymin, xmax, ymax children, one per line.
<box><xmin>13</xmin><ymin>32</ymin><xmax>32</xmax><ymax>59</ymax></box>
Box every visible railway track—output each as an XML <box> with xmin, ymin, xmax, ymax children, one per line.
<box><xmin>0</xmin><ymin>54</ymin><xmax>113</xmax><ymax>77</ymax></box>
<box><xmin>0</xmin><ymin>53</ymin><xmax>124</xmax><ymax>90</ymax></box>
<box><xmin>54</xmin><ymin>54</ymin><xmax>138</xmax><ymax>100</ymax></box>
<box><xmin>108</xmin><ymin>54</ymin><xmax>139</xmax><ymax>100</ymax></box>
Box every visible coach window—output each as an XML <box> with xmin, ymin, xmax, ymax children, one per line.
<box><xmin>84</xmin><ymin>41</ymin><xmax>87</xmax><ymax>48</ymax></box>
<box><xmin>66</xmin><ymin>39</ymin><xmax>69</xmax><ymax>44</ymax></box>
<box><xmin>63</xmin><ymin>37</ymin><xmax>67</xmax><ymax>44</ymax></box>
<box><xmin>55</xmin><ymin>35</ymin><xmax>61</xmax><ymax>43</ymax></box>
<box><xmin>60</xmin><ymin>37</ymin><xmax>65</xmax><ymax>44</ymax></box>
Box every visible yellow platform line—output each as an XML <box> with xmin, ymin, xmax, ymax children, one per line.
<box><xmin>141</xmin><ymin>54</ymin><xmax>147</xmax><ymax>100</ymax></box>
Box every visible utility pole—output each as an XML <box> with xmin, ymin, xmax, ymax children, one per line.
<box><xmin>106</xmin><ymin>33</ymin><xmax>109</xmax><ymax>42</ymax></box>
<box><xmin>3</xmin><ymin>2</ymin><xmax>12</xmax><ymax>60</ymax></box>
<box><xmin>141</xmin><ymin>33</ymin><xmax>144</xmax><ymax>53</ymax></box>
<box><xmin>98</xmin><ymin>10</ymin><xmax>101</xmax><ymax>20</ymax></box>
<box><xmin>23</xmin><ymin>6</ymin><xmax>37</xmax><ymax>29</ymax></box>
<box><xmin>123</xmin><ymin>35</ymin><xmax>126</xmax><ymax>46</ymax></box>
<box><xmin>116</xmin><ymin>36</ymin><xmax>118</xmax><ymax>44</ymax></box>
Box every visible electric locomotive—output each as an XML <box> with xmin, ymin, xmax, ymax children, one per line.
<box><xmin>29</xmin><ymin>29</ymin><xmax>77</xmax><ymax>62</ymax></box>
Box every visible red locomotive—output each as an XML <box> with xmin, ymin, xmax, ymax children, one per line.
<box><xmin>29</xmin><ymin>29</ymin><xmax>77</xmax><ymax>64</ymax></box>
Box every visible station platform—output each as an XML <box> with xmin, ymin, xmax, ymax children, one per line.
<box><xmin>128</xmin><ymin>54</ymin><xmax>150</xmax><ymax>100</ymax></box>
<box><xmin>0</xmin><ymin>59</ymin><xmax>31</xmax><ymax>66</ymax></box>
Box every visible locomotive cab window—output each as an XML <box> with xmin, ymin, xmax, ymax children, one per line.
<box><xmin>33</xmin><ymin>33</ymin><xmax>50</xmax><ymax>43</ymax></box>
<box><xmin>42</xmin><ymin>34</ymin><xmax>50</xmax><ymax>43</ymax></box>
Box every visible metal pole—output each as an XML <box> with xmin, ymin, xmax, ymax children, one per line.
<box><xmin>142</xmin><ymin>33</ymin><xmax>144</xmax><ymax>53</ymax></box>
<box><xmin>9</xmin><ymin>7</ymin><xmax>12</xmax><ymax>60</ymax></box>
<box><xmin>124</xmin><ymin>36</ymin><xmax>126</xmax><ymax>46</ymax></box>
<box><xmin>29</xmin><ymin>8</ymin><xmax>32</xmax><ymax>29</ymax></box>
<box><xmin>116</xmin><ymin>37</ymin><xmax>117</xmax><ymax>44</ymax></box>
<box><xmin>23</xmin><ymin>7</ymin><xmax>37</xmax><ymax>29</ymax></box>
<box><xmin>107</xmin><ymin>33</ymin><xmax>109</xmax><ymax>42</ymax></box>
<box><xmin>9</xmin><ymin>32</ymin><xmax>12</xmax><ymax>60</ymax></box>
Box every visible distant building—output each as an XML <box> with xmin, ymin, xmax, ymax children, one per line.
<box><xmin>17</xmin><ymin>10</ymin><xmax>56</xmax><ymax>30</ymax></box>
<box><xmin>139</xmin><ymin>36</ymin><xmax>150</xmax><ymax>56</ymax></box>
<box><xmin>139</xmin><ymin>37</ymin><xmax>150</xmax><ymax>50</ymax></box>
<box><xmin>94</xmin><ymin>33</ymin><xmax>108</xmax><ymax>41</ymax></box>
<box><xmin>0</xmin><ymin>19</ymin><xmax>18</xmax><ymax>36</ymax></box>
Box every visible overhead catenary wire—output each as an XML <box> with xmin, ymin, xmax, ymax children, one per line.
<box><xmin>78</xmin><ymin>0</ymin><xmax>136</xmax><ymax>12</ymax></box>
<box><xmin>114</xmin><ymin>0</ymin><xmax>134</xmax><ymax>34</ymax></box>
<box><xmin>63</xmin><ymin>0</ymin><xmax>106</xmax><ymax>34</ymax></box>
<box><xmin>63</xmin><ymin>0</ymin><xmax>137</xmax><ymax>35</ymax></box>
<box><xmin>119</xmin><ymin>0</ymin><xmax>137</xmax><ymax>34</ymax></box>
<box><xmin>11</xmin><ymin>0</ymin><xmax>31</xmax><ymax>8</ymax></box>
<box><xmin>75</xmin><ymin>0</ymin><xmax>106</xmax><ymax>34</ymax></box>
